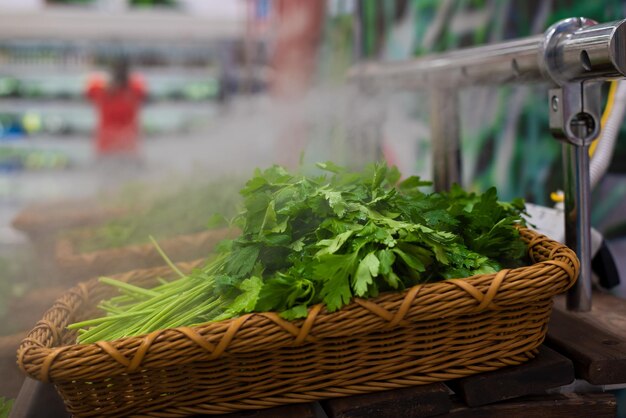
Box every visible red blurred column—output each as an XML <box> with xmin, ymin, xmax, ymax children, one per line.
<box><xmin>270</xmin><ymin>0</ymin><xmax>326</xmax><ymax>168</ymax></box>
<box><xmin>86</xmin><ymin>74</ymin><xmax>146</xmax><ymax>159</ymax></box>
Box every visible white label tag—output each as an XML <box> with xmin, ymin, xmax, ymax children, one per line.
<box><xmin>524</xmin><ymin>203</ymin><xmax>565</xmax><ymax>243</ymax></box>
<box><xmin>524</xmin><ymin>202</ymin><xmax>603</xmax><ymax>256</ymax></box>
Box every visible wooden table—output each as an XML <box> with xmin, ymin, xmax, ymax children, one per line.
<box><xmin>546</xmin><ymin>292</ymin><xmax>626</xmax><ymax>385</ymax></box>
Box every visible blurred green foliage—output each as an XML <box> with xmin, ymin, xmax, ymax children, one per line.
<box><xmin>0</xmin><ymin>397</ymin><xmax>13</xmax><ymax>418</ymax></box>
<box><xmin>346</xmin><ymin>0</ymin><xmax>626</xmax><ymax>204</ymax></box>
<box><xmin>68</xmin><ymin>177</ymin><xmax>244</xmax><ymax>253</ymax></box>
<box><xmin>0</xmin><ymin>252</ymin><xmax>32</xmax><ymax>322</ymax></box>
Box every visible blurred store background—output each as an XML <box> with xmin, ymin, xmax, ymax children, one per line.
<box><xmin>1</xmin><ymin>0</ymin><xmax>626</xmax><ymax>406</ymax></box>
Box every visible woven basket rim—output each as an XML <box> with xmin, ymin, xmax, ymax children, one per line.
<box><xmin>17</xmin><ymin>227</ymin><xmax>578</xmax><ymax>384</ymax></box>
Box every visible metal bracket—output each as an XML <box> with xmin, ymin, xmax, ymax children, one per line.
<box><xmin>547</xmin><ymin>82</ymin><xmax>601</xmax><ymax>312</ymax></box>
<box><xmin>548</xmin><ymin>82</ymin><xmax>602</xmax><ymax>146</ymax></box>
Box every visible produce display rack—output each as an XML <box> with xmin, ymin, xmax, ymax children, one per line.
<box><xmin>0</xmin><ymin>41</ymin><xmax>224</xmax><ymax>138</ymax></box>
<box><xmin>0</xmin><ymin>7</ymin><xmax>242</xmax><ymax>42</ymax></box>
<box><xmin>54</xmin><ymin>227</ymin><xmax>237</xmax><ymax>282</ymax></box>
<box><xmin>8</xmin><ymin>16</ymin><xmax>626</xmax><ymax>418</ymax></box>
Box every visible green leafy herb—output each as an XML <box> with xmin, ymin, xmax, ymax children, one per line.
<box><xmin>0</xmin><ymin>397</ymin><xmax>13</xmax><ymax>418</ymax></box>
<box><xmin>70</xmin><ymin>162</ymin><xmax>527</xmax><ymax>343</ymax></box>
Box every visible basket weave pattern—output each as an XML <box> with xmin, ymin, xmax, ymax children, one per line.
<box><xmin>17</xmin><ymin>228</ymin><xmax>578</xmax><ymax>417</ymax></box>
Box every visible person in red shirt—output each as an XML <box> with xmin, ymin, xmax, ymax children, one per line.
<box><xmin>86</xmin><ymin>57</ymin><xmax>146</xmax><ymax>160</ymax></box>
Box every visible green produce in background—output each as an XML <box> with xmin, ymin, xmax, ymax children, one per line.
<box><xmin>70</xmin><ymin>162</ymin><xmax>528</xmax><ymax>344</ymax></box>
<box><xmin>0</xmin><ymin>77</ymin><xmax>19</xmax><ymax>98</ymax></box>
<box><xmin>0</xmin><ymin>397</ymin><xmax>13</xmax><ymax>418</ymax></box>
<box><xmin>67</xmin><ymin>177</ymin><xmax>245</xmax><ymax>253</ymax></box>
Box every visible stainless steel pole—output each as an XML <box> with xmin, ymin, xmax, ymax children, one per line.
<box><xmin>563</xmin><ymin>141</ymin><xmax>593</xmax><ymax>311</ymax></box>
<box><xmin>430</xmin><ymin>88</ymin><xmax>462</xmax><ymax>191</ymax></box>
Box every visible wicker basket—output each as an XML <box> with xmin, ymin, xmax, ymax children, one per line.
<box><xmin>17</xmin><ymin>228</ymin><xmax>578</xmax><ymax>417</ymax></box>
<box><xmin>55</xmin><ymin>228</ymin><xmax>239</xmax><ymax>282</ymax></box>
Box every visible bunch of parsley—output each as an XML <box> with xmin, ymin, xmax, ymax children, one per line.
<box><xmin>72</xmin><ymin>162</ymin><xmax>527</xmax><ymax>343</ymax></box>
<box><xmin>217</xmin><ymin>162</ymin><xmax>527</xmax><ymax>319</ymax></box>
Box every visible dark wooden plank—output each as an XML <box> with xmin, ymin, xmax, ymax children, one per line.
<box><xmin>446</xmin><ymin>393</ymin><xmax>616</xmax><ymax>418</ymax></box>
<box><xmin>196</xmin><ymin>403</ymin><xmax>317</xmax><ymax>418</ymax></box>
<box><xmin>553</xmin><ymin>292</ymin><xmax>626</xmax><ymax>340</ymax></box>
<box><xmin>10</xmin><ymin>379</ymin><xmax>316</xmax><ymax>418</ymax></box>
<box><xmin>321</xmin><ymin>383</ymin><xmax>451</xmax><ymax>418</ymax></box>
<box><xmin>450</xmin><ymin>345</ymin><xmax>574</xmax><ymax>407</ymax></box>
<box><xmin>546</xmin><ymin>308</ymin><xmax>626</xmax><ymax>384</ymax></box>
<box><xmin>9</xmin><ymin>379</ymin><xmax>70</xmax><ymax>418</ymax></box>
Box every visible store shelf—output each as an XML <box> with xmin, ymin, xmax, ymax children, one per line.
<box><xmin>0</xmin><ymin>100</ymin><xmax>217</xmax><ymax>113</ymax></box>
<box><xmin>0</xmin><ymin>8</ymin><xmax>244</xmax><ymax>42</ymax></box>
<box><xmin>0</xmin><ymin>66</ymin><xmax>220</xmax><ymax>78</ymax></box>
